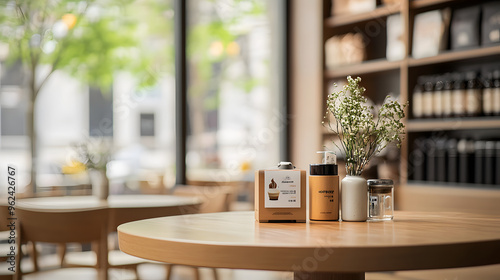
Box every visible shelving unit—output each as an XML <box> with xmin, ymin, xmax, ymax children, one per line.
<box><xmin>407</xmin><ymin>117</ymin><xmax>500</xmax><ymax>132</ymax></box>
<box><xmin>321</xmin><ymin>0</ymin><xmax>500</xmax><ymax>215</ymax></box>
<box><xmin>324</xmin><ymin>3</ymin><xmax>401</xmax><ymax>27</ymax></box>
<box><xmin>325</xmin><ymin>59</ymin><xmax>401</xmax><ymax>78</ymax></box>
<box><xmin>407</xmin><ymin>45</ymin><xmax>500</xmax><ymax>67</ymax></box>
<box><xmin>410</xmin><ymin>0</ymin><xmax>457</xmax><ymax>9</ymax></box>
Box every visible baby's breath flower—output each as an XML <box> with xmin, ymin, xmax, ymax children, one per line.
<box><xmin>324</xmin><ymin>76</ymin><xmax>407</xmax><ymax>176</ymax></box>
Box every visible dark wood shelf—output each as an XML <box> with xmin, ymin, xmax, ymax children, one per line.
<box><xmin>410</xmin><ymin>0</ymin><xmax>457</xmax><ymax>9</ymax></box>
<box><xmin>407</xmin><ymin>181</ymin><xmax>500</xmax><ymax>190</ymax></box>
<box><xmin>408</xmin><ymin>45</ymin><xmax>500</xmax><ymax>67</ymax></box>
<box><xmin>407</xmin><ymin>117</ymin><xmax>500</xmax><ymax>132</ymax></box>
<box><xmin>324</xmin><ymin>4</ymin><xmax>401</xmax><ymax>28</ymax></box>
<box><xmin>325</xmin><ymin>59</ymin><xmax>401</xmax><ymax>79</ymax></box>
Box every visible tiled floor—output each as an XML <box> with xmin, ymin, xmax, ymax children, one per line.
<box><xmin>14</xmin><ymin>263</ymin><xmax>500</xmax><ymax>280</ymax></box>
<box><xmin>135</xmin><ymin>264</ymin><xmax>293</xmax><ymax>280</ymax></box>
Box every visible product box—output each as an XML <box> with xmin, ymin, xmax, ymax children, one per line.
<box><xmin>254</xmin><ymin>162</ymin><xmax>306</xmax><ymax>223</ymax></box>
<box><xmin>412</xmin><ymin>9</ymin><xmax>451</xmax><ymax>59</ymax></box>
<box><xmin>387</xmin><ymin>14</ymin><xmax>404</xmax><ymax>61</ymax></box>
<box><xmin>450</xmin><ymin>6</ymin><xmax>481</xmax><ymax>50</ymax></box>
<box><xmin>331</xmin><ymin>0</ymin><xmax>376</xmax><ymax>16</ymax></box>
<box><xmin>482</xmin><ymin>2</ymin><xmax>500</xmax><ymax>46</ymax></box>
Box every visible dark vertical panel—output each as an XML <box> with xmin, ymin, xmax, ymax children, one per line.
<box><xmin>175</xmin><ymin>0</ymin><xmax>187</xmax><ymax>185</ymax></box>
<box><xmin>89</xmin><ymin>87</ymin><xmax>113</xmax><ymax>137</ymax></box>
<box><xmin>280</xmin><ymin>0</ymin><xmax>290</xmax><ymax>161</ymax></box>
<box><xmin>1</xmin><ymin>62</ymin><xmax>26</xmax><ymax>136</ymax></box>
<box><xmin>140</xmin><ymin>113</ymin><xmax>155</xmax><ymax>137</ymax></box>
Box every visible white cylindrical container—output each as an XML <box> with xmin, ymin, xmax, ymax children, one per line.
<box><xmin>341</xmin><ymin>175</ymin><xmax>367</xmax><ymax>222</ymax></box>
<box><xmin>90</xmin><ymin>169</ymin><xmax>109</xmax><ymax>200</ymax></box>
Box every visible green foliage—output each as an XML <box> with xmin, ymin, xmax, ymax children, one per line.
<box><xmin>0</xmin><ymin>0</ymin><xmax>174</xmax><ymax>95</ymax></box>
<box><xmin>324</xmin><ymin>76</ymin><xmax>407</xmax><ymax>176</ymax></box>
<box><xmin>187</xmin><ymin>0</ymin><xmax>265</xmax><ymax>104</ymax></box>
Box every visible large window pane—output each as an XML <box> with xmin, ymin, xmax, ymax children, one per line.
<box><xmin>0</xmin><ymin>0</ymin><xmax>176</xmax><ymax>194</ymax></box>
<box><xmin>186</xmin><ymin>0</ymin><xmax>284</xmax><ymax>183</ymax></box>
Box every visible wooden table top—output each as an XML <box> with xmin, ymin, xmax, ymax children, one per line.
<box><xmin>17</xmin><ymin>194</ymin><xmax>201</xmax><ymax>210</ymax></box>
<box><xmin>118</xmin><ymin>211</ymin><xmax>500</xmax><ymax>273</ymax></box>
<box><xmin>17</xmin><ymin>195</ymin><xmax>203</xmax><ymax>230</ymax></box>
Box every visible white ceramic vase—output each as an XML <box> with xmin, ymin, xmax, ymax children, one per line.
<box><xmin>341</xmin><ymin>175</ymin><xmax>367</xmax><ymax>222</ymax></box>
<box><xmin>89</xmin><ymin>169</ymin><xmax>109</xmax><ymax>200</ymax></box>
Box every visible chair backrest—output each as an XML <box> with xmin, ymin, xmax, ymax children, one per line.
<box><xmin>16</xmin><ymin>207</ymin><xmax>108</xmax><ymax>244</ymax></box>
<box><xmin>173</xmin><ymin>185</ymin><xmax>233</xmax><ymax>213</ymax></box>
<box><xmin>15</xmin><ymin>207</ymin><xmax>109</xmax><ymax>280</ymax></box>
<box><xmin>0</xmin><ymin>204</ymin><xmax>10</xmax><ymax>232</ymax></box>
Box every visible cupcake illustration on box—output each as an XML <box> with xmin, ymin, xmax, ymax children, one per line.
<box><xmin>268</xmin><ymin>178</ymin><xmax>280</xmax><ymax>200</ymax></box>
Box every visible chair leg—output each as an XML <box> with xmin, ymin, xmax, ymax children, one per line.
<box><xmin>193</xmin><ymin>266</ymin><xmax>200</xmax><ymax>280</ymax></box>
<box><xmin>57</xmin><ymin>243</ymin><xmax>66</xmax><ymax>267</ymax></box>
<box><xmin>165</xmin><ymin>264</ymin><xmax>173</xmax><ymax>280</ymax></box>
<box><xmin>133</xmin><ymin>266</ymin><xmax>139</xmax><ymax>280</ymax></box>
<box><xmin>29</xmin><ymin>242</ymin><xmax>39</xmax><ymax>272</ymax></box>
<box><xmin>211</xmin><ymin>268</ymin><xmax>218</xmax><ymax>280</ymax></box>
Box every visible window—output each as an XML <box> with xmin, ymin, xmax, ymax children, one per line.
<box><xmin>185</xmin><ymin>0</ymin><xmax>288</xmax><ymax>183</ymax></box>
<box><xmin>0</xmin><ymin>0</ymin><xmax>176</xmax><ymax>193</ymax></box>
<box><xmin>0</xmin><ymin>0</ymin><xmax>287</xmax><ymax>194</ymax></box>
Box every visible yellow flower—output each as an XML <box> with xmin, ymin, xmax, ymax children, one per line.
<box><xmin>240</xmin><ymin>161</ymin><xmax>252</xmax><ymax>172</ymax></box>
<box><xmin>61</xmin><ymin>160</ymin><xmax>87</xmax><ymax>174</ymax></box>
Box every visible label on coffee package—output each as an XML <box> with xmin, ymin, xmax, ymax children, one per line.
<box><xmin>264</xmin><ymin>170</ymin><xmax>300</xmax><ymax>208</ymax></box>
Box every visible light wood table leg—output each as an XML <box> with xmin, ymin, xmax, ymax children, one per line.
<box><xmin>294</xmin><ymin>272</ymin><xmax>365</xmax><ymax>280</ymax></box>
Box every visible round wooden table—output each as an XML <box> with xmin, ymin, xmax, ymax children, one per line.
<box><xmin>118</xmin><ymin>211</ymin><xmax>500</xmax><ymax>280</ymax></box>
<box><xmin>15</xmin><ymin>194</ymin><xmax>202</xmax><ymax>278</ymax></box>
<box><xmin>17</xmin><ymin>194</ymin><xmax>202</xmax><ymax>230</ymax></box>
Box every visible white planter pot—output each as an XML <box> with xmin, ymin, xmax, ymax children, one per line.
<box><xmin>341</xmin><ymin>175</ymin><xmax>367</xmax><ymax>222</ymax></box>
<box><xmin>89</xmin><ymin>169</ymin><xmax>109</xmax><ymax>200</ymax></box>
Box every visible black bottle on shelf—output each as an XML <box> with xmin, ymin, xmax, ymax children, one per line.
<box><xmin>436</xmin><ymin>138</ymin><xmax>447</xmax><ymax>182</ymax></box>
<box><xmin>452</xmin><ymin>72</ymin><xmax>466</xmax><ymax>117</ymax></box>
<box><xmin>458</xmin><ymin>139</ymin><xmax>474</xmax><ymax>184</ymax></box>
<box><xmin>411</xmin><ymin>138</ymin><xmax>426</xmax><ymax>181</ymax></box>
<box><xmin>474</xmin><ymin>141</ymin><xmax>486</xmax><ymax>185</ymax></box>
<box><xmin>433</xmin><ymin>76</ymin><xmax>445</xmax><ymax>118</ymax></box>
<box><xmin>442</xmin><ymin>73</ymin><xmax>453</xmax><ymax>118</ymax></box>
<box><xmin>412</xmin><ymin>78</ymin><xmax>424</xmax><ymax>119</ymax></box>
<box><xmin>465</xmin><ymin>71</ymin><xmax>482</xmax><ymax>117</ymax></box>
<box><xmin>493</xmin><ymin>70</ymin><xmax>500</xmax><ymax>116</ymax></box>
<box><xmin>496</xmin><ymin>142</ymin><xmax>500</xmax><ymax>186</ymax></box>
<box><xmin>425</xmin><ymin>138</ymin><xmax>437</xmax><ymax>182</ymax></box>
<box><xmin>484</xmin><ymin>141</ymin><xmax>495</xmax><ymax>185</ymax></box>
<box><xmin>482</xmin><ymin>72</ymin><xmax>494</xmax><ymax>116</ymax></box>
<box><xmin>423</xmin><ymin>77</ymin><xmax>434</xmax><ymax>118</ymax></box>
<box><xmin>446</xmin><ymin>139</ymin><xmax>458</xmax><ymax>183</ymax></box>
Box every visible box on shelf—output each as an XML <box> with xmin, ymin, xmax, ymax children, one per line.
<box><xmin>386</xmin><ymin>14</ymin><xmax>404</xmax><ymax>61</ymax></box>
<box><xmin>330</xmin><ymin>0</ymin><xmax>376</xmax><ymax>16</ymax></box>
<box><xmin>412</xmin><ymin>9</ymin><xmax>451</xmax><ymax>59</ymax></box>
<box><xmin>450</xmin><ymin>5</ymin><xmax>481</xmax><ymax>50</ymax></box>
<box><xmin>325</xmin><ymin>33</ymin><xmax>365</xmax><ymax>69</ymax></box>
<box><xmin>482</xmin><ymin>2</ymin><xmax>500</xmax><ymax>46</ymax></box>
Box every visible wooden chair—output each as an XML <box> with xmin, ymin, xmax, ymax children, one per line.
<box><xmin>0</xmin><ymin>204</ymin><xmax>14</xmax><ymax>280</ymax></box>
<box><xmin>15</xmin><ymin>207</ymin><xmax>109</xmax><ymax>280</ymax></box>
<box><xmin>62</xmin><ymin>200</ymin><xmax>169</xmax><ymax>279</ymax></box>
<box><xmin>166</xmin><ymin>185</ymin><xmax>235</xmax><ymax>280</ymax></box>
<box><xmin>62</xmin><ymin>236</ymin><xmax>146</xmax><ymax>279</ymax></box>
